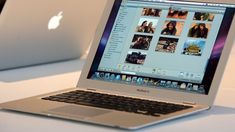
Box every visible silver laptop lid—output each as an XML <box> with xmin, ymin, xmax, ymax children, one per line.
<box><xmin>0</xmin><ymin>0</ymin><xmax>107</xmax><ymax>70</ymax></box>
<box><xmin>79</xmin><ymin>0</ymin><xmax>235</xmax><ymax>105</ymax></box>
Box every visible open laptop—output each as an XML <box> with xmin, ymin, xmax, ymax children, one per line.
<box><xmin>0</xmin><ymin>0</ymin><xmax>107</xmax><ymax>70</ymax></box>
<box><xmin>1</xmin><ymin>0</ymin><xmax>235</xmax><ymax>130</ymax></box>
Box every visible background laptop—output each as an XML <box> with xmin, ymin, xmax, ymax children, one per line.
<box><xmin>1</xmin><ymin>0</ymin><xmax>235</xmax><ymax>130</ymax></box>
<box><xmin>0</xmin><ymin>0</ymin><xmax>107</xmax><ymax>70</ymax></box>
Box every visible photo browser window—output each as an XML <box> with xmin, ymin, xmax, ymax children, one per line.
<box><xmin>88</xmin><ymin>0</ymin><xmax>235</xmax><ymax>95</ymax></box>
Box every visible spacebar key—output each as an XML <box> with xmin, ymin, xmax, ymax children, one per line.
<box><xmin>74</xmin><ymin>101</ymin><xmax>115</xmax><ymax>110</ymax></box>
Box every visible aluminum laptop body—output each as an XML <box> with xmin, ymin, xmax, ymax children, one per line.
<box><xmin>0</xmin><ymin>0</ymin><xmax>107</xmax><ymax>70</ymax></box>
<box><xmin>1</xmin><ymin>0</ymin><xmax>235</xmax><ymax>130</ymax></box>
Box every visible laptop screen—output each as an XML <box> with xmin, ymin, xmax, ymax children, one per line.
<box><xmin>87</xmin><ymin>0</ymin><xmax>235</xmax><ymax>95</ymax></box>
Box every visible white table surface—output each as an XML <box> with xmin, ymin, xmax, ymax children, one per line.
<box><xmin>0</xmin><ymin>49</ymin><xmax>235</xmax><ymax>132</ymax></box>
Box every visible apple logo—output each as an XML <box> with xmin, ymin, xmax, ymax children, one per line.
<box><xmin>48</xmin><ymin>11</ymin><xmax>63</xmax><ymax>30</ymax></box>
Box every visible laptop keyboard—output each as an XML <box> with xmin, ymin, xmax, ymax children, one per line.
<box><xmin>42</xmin><ymin>90</ymin><xmax>193</xmax><ymax>117</ymax></box>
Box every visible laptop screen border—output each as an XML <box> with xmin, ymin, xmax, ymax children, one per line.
<box><xmin>78</xmin><ymin>0</ymin><xmax>235</xmax><ymax>105</ymax></box>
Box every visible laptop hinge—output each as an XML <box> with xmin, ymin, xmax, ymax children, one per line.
<box><xmin>182</xmin><ymin>101</ymin><xmax>197</xmax><ymax>105</ymax></box>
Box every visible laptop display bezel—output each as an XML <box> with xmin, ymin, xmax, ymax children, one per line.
<box><xmin>78</xmin><ymin>0</ymin><xmax>235</xmax><ymax>106</ymax></box>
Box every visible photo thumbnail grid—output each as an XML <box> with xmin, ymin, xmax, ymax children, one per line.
<box><xmin>125</xmin><ymin>7</ymin><xmax>216</xmax><ymax>65</ymax></box>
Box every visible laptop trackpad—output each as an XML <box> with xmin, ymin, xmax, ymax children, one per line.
<box><xmin>47</xmin><ymin>105</ymin><xmax>111</xmax><ymax>119</ymax></box>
